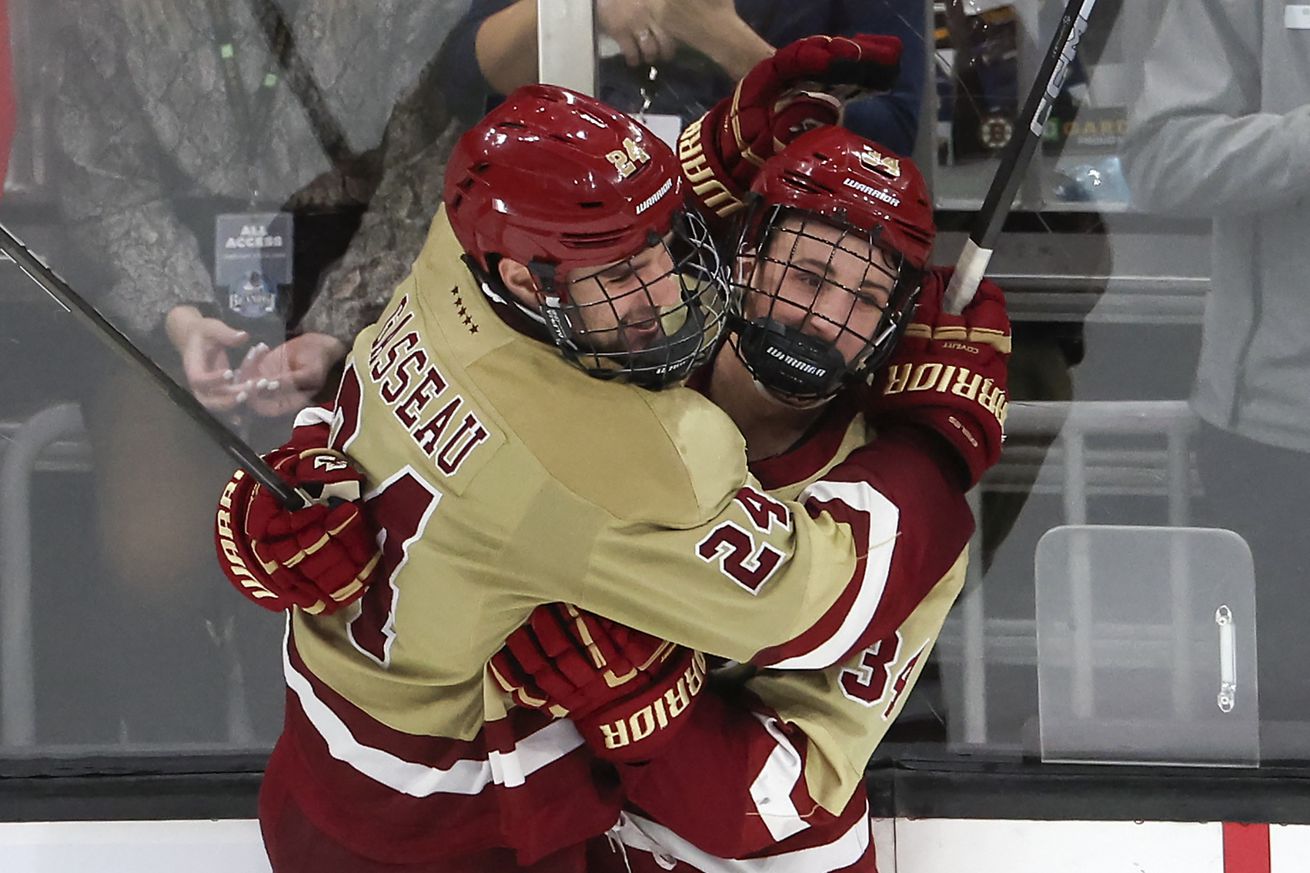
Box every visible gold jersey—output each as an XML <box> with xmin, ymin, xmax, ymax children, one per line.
<box><xmin>292</xmin><ymin>206</ymin><xmax>947</xmax><ymax>737</ymax></box>
<box><xmin>601</xmin><ymin>402</ymin><xmax>970</xmax><ymax>866</ymax></box>
<box><xmin>273</xmin><ymin>205</ymin><xmax>974</xmax><ymax>865</ymax></box>
<box><xmin>745</xmin><ymin>404</ymin><xmax>967</xmax><ymax>819</ymax></box>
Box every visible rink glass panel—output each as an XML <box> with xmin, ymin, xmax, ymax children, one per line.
<box><xmin>1</xmin><ymin>0</ymin><xmax>1304</xmax><ymax>788</ymax></box>
<box><xmin>0</xmin><ymin>0</ymin><xmax>473</xmax><ymax>758</ymax></box>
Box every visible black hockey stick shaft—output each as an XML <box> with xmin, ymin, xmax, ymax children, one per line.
<box><xmin>0</xmin><ymin>221</ymin><xmax>305</xmax><ymax>510</ymax></box>
<box><xmin>944</xmin><ymin>0</ymin><xmax>1100</xmax><ymax>313</ymax></box>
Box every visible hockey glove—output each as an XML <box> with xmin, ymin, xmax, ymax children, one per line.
<box><xmin>215</xmin><ymin>446</ymin><xmax>380</xmax><ymax>615</ymax></box>
<box><xmin>677</xmin><ymin>34</ymin><xmax>902</xmax><ymax>220</ymax></box>
<box><xmin>490</xmin><ymin>604</ymin><xmax>707</xmax><ymax>763</ymax></box>
<box><xmin>867</xmin><ymin>267</ymin><xmax>1011</xmax><ymax>488</ymax></box>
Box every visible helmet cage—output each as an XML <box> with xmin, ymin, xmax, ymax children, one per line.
<box><xmin>535</xmin><ymin>206</ymin><xmax>728</xmax><ymax>389</ymax></box>
<box><xmin>443</xmin><ymin>85</ymin><xmax>729</xmax><ymax>389</ymax></box>
<box><xmin>730</xmin><ymin>202</ymin><xmax>924</xmax><ymax>403</ymax></box>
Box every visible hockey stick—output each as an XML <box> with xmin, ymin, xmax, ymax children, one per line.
<box><xmin>944</xmin><ymin>0</ymin><xmax>1100</xmax><ymax>314</ymax></box>
<box><xmin>0</xmin><ymin>221</ymin><xmax>305</xmax><ymax>509</ymax></box>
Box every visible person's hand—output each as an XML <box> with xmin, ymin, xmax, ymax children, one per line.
<box><xmin>656</xmin><ymin>0</ymin><xmax>734</xmax><ymax>36</ymax></box>
<box><xmin>164</xmin><ymin>305</ymin><xmax>250</xmax><ymax>411</ymax></box>
<box><xmin>490</xmin><ymin>604</ymin><xmax>707</xmax><ymax>763</ymax></box>
<box><xmin>653</xmin><ymin>0</ymin><xmax>767</xmax><ymax>78</ymax></box>
<box><xmin>677</xmin><ymin>34</ymin><xmax>902</xmax><ymax>220</ymax></box>
<box><xmin>238</xmin><ymin>333</ymin><xmax>348</xmax><ymax>418</ymax></box>
<box><xmin>866</xmin><ymin>268</ymin><xmax>1011</xmax><ymax>488</ymax></box>
<box><xmin>215</xmin><ymin>444</ymin><xmax>380</xmax><ymax>615</ymax></box>
<box><xmin>597</xmin><ymin>0</ymin><xmax>676</xmax><ymax>66</ymax></box>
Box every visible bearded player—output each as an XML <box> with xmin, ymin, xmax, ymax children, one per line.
<box><xmin>490</xmin><ymin>126</ymin><xmax>1007</xmax><ymax>871</ymax></box>
<box><xmin>213</xmin><ymin>37</ymin><xmax>1002</xmax><ymax>872</ymax></box>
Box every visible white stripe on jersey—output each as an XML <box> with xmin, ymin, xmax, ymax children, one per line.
<box><xmin>609</xmin><ymin>805</ymin><xmax>870</xmax><ymax>872</ymax></box>
<box><xmin>293</xmin><ymin>405</ymin><xmax>335</xmax><ymax>430</ymax></box>
<box><xmin>282</xmin><ymin>622</ymin><xmax>584</xmax><ymax>796</ymax></box>
<box><xmin>748</xmin><ymin>713</ymin><xmax>810</xmax><ymax>842</ymax></box>
<box><xmin>770</xmin><ymin>480</ymin><xmax>900</xmax><ymax>671</ymax></box>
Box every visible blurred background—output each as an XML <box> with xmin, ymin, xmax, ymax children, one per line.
<box><xmin>1</xmin><ymin>0</ymin><xmax>1303</xmax><ymax>812</ymax></box>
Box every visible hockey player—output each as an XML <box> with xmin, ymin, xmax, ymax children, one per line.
<box><xmin>490</xmin><ymin>126</ymin><xmax>1007</xmax><ymax>871</ymax></box>
<box><xmin>213</xmin><ymin>36</ymin><xmax>1000</xmax><ymax>872</ymax></box>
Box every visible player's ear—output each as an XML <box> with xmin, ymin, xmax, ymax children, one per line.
<box><xmin>497</xmin><ymin>258</ymin><xmax>542</xmax><ymax>308</ymax></box>
<box><xmin>734</xmin><ymin>250</ymin><xmax>758</xmax><ymax>286</ymax></box>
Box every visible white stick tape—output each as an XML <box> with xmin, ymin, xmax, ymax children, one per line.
<box><xmin>946</xmin><ymin>238</ymin><xmax>994</xmax><ymax>314</ymax></box>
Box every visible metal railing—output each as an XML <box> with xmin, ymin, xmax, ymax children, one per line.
<box><xmin>1</xmin><ymin>399</ymin><xmax>1202</xmax><ymax>753</ymax></box>
<box><xmin>0</xmin><ymin>404</ymin><xmax>89</xmax><ymax>746</ymax></box>
<box><xmin>942</xmin><ymin>399</ymin><xmax>1199</xmax><ymax>746</ymax></box>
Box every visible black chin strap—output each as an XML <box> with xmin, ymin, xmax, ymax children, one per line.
<box><xmin>733</xmin><ymin>318</ymin><xmax>850</xmax><ymax>402</ymax></box>
<box><xmin>622</xmin><ymin>297</ymin><xmax>713</xmax><ymax>389</ymax></box>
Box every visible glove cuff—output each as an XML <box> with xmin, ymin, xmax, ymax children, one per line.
<box><xmin>677</xmin><ymin>108</ymin><xmax>749</xmax><ymax>223</ymax></box>
<box><xmin>576</xmin><ymin>650</ymin><xmax>708</xmax><ymax>763</ymax></box>
<box><xmin>880</xmin><ymin>405</ymin><xmax>1002</xmax><ymax>489</ymax></box>
<box><xmin>215</xmin><ymin>469</ymin><xmax>295</xmax><ymax>612</ymax></box>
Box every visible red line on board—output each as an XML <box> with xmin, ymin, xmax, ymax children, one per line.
<box><xmin>1223</xmin><ymin>822</ymin><xmax>1271</xmax><ymax>873</ymax></box>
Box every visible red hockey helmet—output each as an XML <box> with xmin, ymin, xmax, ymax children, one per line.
<box><xmin>444</xmin><ymin>85</ymin><xmax>725</xmax><ymax>388</ymax></box>
<box><xmin>729</xmin><ymin>125</ymin><xmax>936</xmax><ymax>402</ymax></box>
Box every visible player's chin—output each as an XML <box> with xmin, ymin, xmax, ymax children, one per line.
<box><xmin>758</xmin><ymin>383</ymin><xmax>832</xmax><ymax>411</ymax></box>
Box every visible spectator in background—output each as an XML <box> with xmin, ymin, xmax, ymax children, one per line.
<box><xmin>47</xmin><ymin>0</ymin><xmax>463</xmax><ymax>743</ymax></box>
<box><xmin>54</xmin><ymin>2</ymin><xmax>462</xmax><ymax>415</ymax></box>
<box><xmin>1121</xmin><ymin>0</ymin><xmax>1310</xmax><ymax>756</ymax></box>
<box><xmin>439</xmin><ymin>0</ymin><xmax>927</xmax><ymax>156</ymax></box>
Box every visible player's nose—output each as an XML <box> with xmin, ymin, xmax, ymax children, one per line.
<box><xmin>638</xmin><ymin>267</ymin><xmax>682</xmax><ymax>312</ymax></box>
<box><xmin>772</xmin><ymin>291</ymin><xmax>844</xmax><ymax>344</ymax></box>
<box><xmin>808</xmin><ymin>287</ymin><xmax>855</xmax><ymax>339</ymax></box>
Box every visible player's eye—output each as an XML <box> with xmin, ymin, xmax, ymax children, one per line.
<box><xmin>601</xmin><ymin>265</ymin><xmax>635</xmax><ymax>284</ymax></box>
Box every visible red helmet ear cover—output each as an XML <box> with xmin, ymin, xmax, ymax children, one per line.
<box><xmin>747</xmin><ymin>126</ymin><xmax>934</xmax><ymax>271</ymax></box>
<box><xmin>444</xmin><ymin>84</ymin><xmax>685</xmax><ymax>288</ymax></box>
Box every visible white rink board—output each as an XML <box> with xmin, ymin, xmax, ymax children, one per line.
<box><xmin>884</xmin><ymin>818</ymin><xmax>1306</xmax><ymax>873</ymax></box>
<box><xmin>0</xmin><ymin>820</ymin><xmax>272</xmax><ymax>873</ymax></box>
<box><xmin>888</xmin><ymin>819</ymin><xmax>1222</xmax><ymax>872</ymax></box>
<box><xmin>3</xmin><ymin>817</ymin><xmax>1305</xmax><ymax>872</ymax></box>
<box><xmin>1270</xmin><ymin>825</ymin><xmax>1310</xmax><ymax>873</ymax></box>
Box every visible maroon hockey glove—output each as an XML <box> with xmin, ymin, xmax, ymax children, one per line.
<box><xmin>490</xmin><ymin>604</ymin><xmax>707</xmax><ymax>763</ymax></box>
<box><xmin>215</xmin><ymin>446</ymin><xmax>381</xmax><ymax>615</ymax></box>
<box><xmin>677</xmin><ymin>34</ymin><xmax>902</xmax><ymax>220</ymax></box>
<box><xmin>867</xmin><ymin>267</ymin><xmax>1011</xmax><ymax>488</ymax></box>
